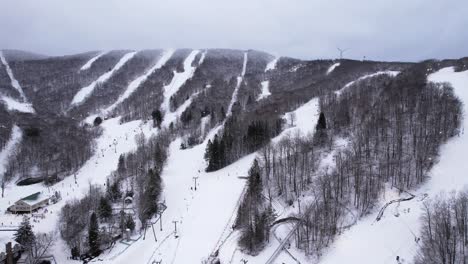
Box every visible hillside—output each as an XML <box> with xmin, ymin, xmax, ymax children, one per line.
<box><xmin>0</xmin><ymin>48</ymin><xmax>467</xmax><ymax>264</ymax></box>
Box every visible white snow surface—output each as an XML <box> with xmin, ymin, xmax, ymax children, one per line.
<box><xmin>198</xmin><ymin>50</ymin><xmax>207</xmax><ymax>65</ymax></box>
<box><xmin>79</xmin><ymin>51</ymin><xmax>106</xmax><ymax>71</ymax></box>
<box><xmin>0</xmin><ymin>117</ymin><xmax>156</xmax><ymax>263</ymax></box>
<box><xmin>0</xmin><ymin>51</ymin><xmax>27</xmax><ymax>101</ymax></box>
<box><xmin>256</xmin><ymin>80</ymin><xmax>271</xmax><ymax>101</ymax></box>
<box><xmin>326</xmin><ymin>62</ymin><xmax>341</xmax><ymax>75</ymax></box>
<box><xmin>335</xmin><ymin>70</ymin><xmax>400</xmax><ymax>96</ymax></box>
<box><xmin>70</xmin><ymin>51</ymin><xmax>137</xmax><ymax>106</ymax></box>
<box><xmin>265</xmin><ymin>57</ymin><xmax>279</xmax><ymax>72</ymax></box>
<box><xmin>0</xmin><ymin>125</ymin><xmax>22</xmax><ymax>176</ymax></box>
<box><xmin>272</xmin><ymin>98</ymin><xmax>320</xmax><ymax>143</ymax></box>
<box><xmin>105</xmin><ymin>49</ymin><xmax>174</xmax><ymax>114</ymax></box>
<box><xmin>226</xmin><ymin>52</ymin><xmax>248</xmax><ymax>118</ymax></box>
<box><xmin>161</xmin><ymin>50</ymin><xmax>200</xmax><ymax>118</ymax></box>
<box><xmin>1</xmin><ymin>96</ymin><xmax>35</xmax><ymax>113</ymax></box>
<box><xmin>162</xmin><ymin>90</ymin><xmax>200</xmax><ymax>127</ymax></box>
<box><xmin>319</xmin><ymin>67</ymin><xmax>468</xmax><ymax>264</ymax></box>
<box><xmin>102</xmin><ymin>134</ymin><xmax>256</xmax><ymax>264</ymax></box>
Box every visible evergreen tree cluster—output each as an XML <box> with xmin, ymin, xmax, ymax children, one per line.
<box><xmin>204</xmin><ymin>118</ymin><xmax>280</xmax><ymax>172</ymax></box>
<box><xmin>235</xmin><ymin>160</ymin><xmax>275</xmax><ymax>254</ymax></box>
<box><xmin>14</xmin><ymin>216</ymin><xmax>36</xmax><ymax>248</ymax></box>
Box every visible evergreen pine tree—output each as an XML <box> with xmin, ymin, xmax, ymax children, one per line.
<box><xmin>98</xmin><ymin>196</ymin><xmax>112</xmax><ymax>220</ymax></box>
<box><xmin>151</xmin><ymin>109</ymin><xmax>163</xmax><ymax>128</ymax></box>
<box><xmin>88</xmin><ymin>212</ymin><xmax>100</xmax><ymax>257</ymax></box>
<box><xmin>316</xmin><ymin>112</ymin><xmax>327</xmax><ymax>130</ymax></box>
<box><xmin>14</xmin><ymin>216</ymin><xmax>35</xmax><ymax>248</ymax></box>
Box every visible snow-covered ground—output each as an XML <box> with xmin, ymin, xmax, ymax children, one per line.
<box><xmin>161</xmin><ymin>49</ymin><xmax>200</xmax><ymax>113</ymax></box>
<box><xmin>265</xmin><ymin>57</ymin><xmax>279</xmax><ymax>72</ymax></box>
<box><xmin>319</xmin><ymin>67</ymin><xmax>468</xmax><ymax>264</ymax></box>
<box><xmin>335</xmin><ymin>70</ymin><xmax>400</xmax><ymax>96</ymax></box>
<box><xmin>326</xmin><ymin>62</ymin><xmax>340</xmax><ymax>75</ymax></box>
<box><xmin>0</xmin><ymin>125</ymin><xmax>22</xmax><ymax>177</ymax></box>
<box><xmin>79</xmin><ymin>51</ymin><xmax>106</xmax><ymax>71</ymax></box>
<box><xmin>161</xmin><ymin>50</ymin><xmax>201</xmax><ymax>127</ymax></box>
<box><xmin>100</xmin><ymin>130</ymin><xmax>256</xmax><ymax>264</ymax></box>
<box><xmin>0</xmin><ymin>96</ymin><xmax>35</xmax><ymax>113</ymax></box>
<box><xmin>226</xmin><ymin>52</ymin><xmax>248</xmax><ymax>118</ymax></box>
<box><xmin>0</xmin><ymin>51</ymin><xmax>28</xmax><ymax>102</ymax></box>
<box><xmin>257</xmin><ymin>81</ymin><xmax>271</xmax><ymax>101</ymax></box>
<box><xmin>0</xmin><ymin>117</ymin><xmax>156</xmax><ymax>262</ymax></box>
<box><xmin>257</xmin><ymin>58</ymin><xmax>276</xmax><ymax>101</ymax></box>
<box><xmin>71</xmin><ymin>51</ymin><xmax>137</xmax><ymax>106</ymax></box>
<box><xmin>273</xmin><ymin>97</ymin><xmax>320</xmax><ymax>142</ymax></box>
<box><xmin>105</xmin><ymin>49</ymin><xmax>174</xmax><ymax>114</ymax></box>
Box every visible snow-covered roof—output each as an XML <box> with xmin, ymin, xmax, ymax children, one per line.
<box><xmin>19</xmin><ymin>192</ymin><xmax>48</xmax><ymax>206</ymax></box>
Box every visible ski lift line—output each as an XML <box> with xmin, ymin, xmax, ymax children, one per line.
<box><xmin>146</xmin><ymin>231</ymin><xmax>176</xmax><ymax>264</ymax></box>
<box><xmin>170</xmin><ymin>233</ymin><xmax>182</xmax><ymax>264</ymax></box>
<box><xmin>210</xmin><ymin>183</ymin><xmax>249</xmax><ymax>257</ymax></box>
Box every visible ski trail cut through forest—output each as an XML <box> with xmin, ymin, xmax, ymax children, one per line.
<box><xmin>79</xmin><ymin>51</ymin><xmax>107</xmax><ymax>71</ymax></box>
<box><xmin>105</xmin><ymin>49</ymin><xmax>175</xmax><ymax>114</ymax></box>
<box><xmin>70</xmin><ymin>51</ymin><xmax>137</xmax><ymax>106</ymax></box>
<box><xmin>226</xmin><ymin>52</ymin><xmax>248</xmax><ymax>118</ymax></box>
<box><xmin>335</xmin><ymin>71</ymin><xmax>400</xmax><ymax>96</ymax></box>
<box><xmin>161</xmin><ymin>50</ymin><xmax>200</xmax><ymax>122</ymax></box>
<box><xmin>0</xmin><ymin>125</ymin><xmax>22</xmax><ymax>178</ymax></box>
<box><xmin>0</xmin><ymin>51</ymin><xmax>28</xmax><ymax>101</ymax></box>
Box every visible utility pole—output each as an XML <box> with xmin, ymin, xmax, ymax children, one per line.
<box><xmin>159</xmin><ymin>211</ymin><xmax>163</xmax><ymax>231</ymax></box>
<box><xmin>192</xmin><ymin>177</ymin><xmax>199</xmax><ymax>191</ymax></box>
<box><xmin>298</xmin><ymin>198</ymin><xmax>301</xmax><ymax>215</ymax></box>
<box><xmin>172</xmin><ymin>220</ymin><xmax>179</xmax><ymax>238</ymax></box>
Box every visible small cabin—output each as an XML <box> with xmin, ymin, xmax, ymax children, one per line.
<box><xmin>8</xmin><ymin>192</ymin><xmax>49</xmax><ymax>214</ymax></box>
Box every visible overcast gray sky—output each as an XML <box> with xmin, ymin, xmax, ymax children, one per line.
<box><xmin>1</xmin><ymin>0</ymin><xmax>467</xmax><ymax>61</ymax></box>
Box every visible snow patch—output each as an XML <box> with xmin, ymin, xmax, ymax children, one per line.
<box><xmin>273</xmin><ymin>98</ymin><xmax>320</xmax><ymax>143</ymax></box>
<box><xmin>70</xmin><ymin>51</ymin><xmax>138</xmax><ymax>106</ymax></box>
<box><xmin>105</xmin><ymin>49</ymin><xmax>175</xmax><ymax>113</ymax></box>
<box><xmin>0</xmin><ymin>51</ymin><xmax>28</xmax><ymax>102</ymax></box>
<box><xmin>226</xmin><ymin>52</ymin><xmax>248</xmax><ymax>118</ymax></box>
<box><xmin>0</xmin><ymin>125</ymin><xmax>22</xmax><ymax>176</ymax></box>
<box><xmin>198</xmin><ymin>50</ymin><xmax>207</xmax><ymax>65</ymax></box>
<box><xmin>161</xmin><ymin>50</ymin><xmax>200</xmax><ymax>117</ymax></box>
<box><xmin>335</xmin><ymin>70</ymin><xmax>400</xmax><ymax>96</ymax></box>
<box><xmin>265</xmin><ymin>57</ymin><xmax>279</xmax><ymax>72</ymax></box>
<box><xmin>256</xmin><ymin>81</ymin><xmax>271</xmax><ymax>101</ymax></box>
<box><xmin>79</xmin><ymin>51</ymin><xmax>106</xmax><ymax>71</ymax></box>
<box><xmin>1</xmin><ymin>96</ymin><xmax>35</xmax><ymax>113</ymax></box>
<box><xmin>326</xmin><ymin>62</ymin><xmax>340</xmax><ymax>75</ymax></box>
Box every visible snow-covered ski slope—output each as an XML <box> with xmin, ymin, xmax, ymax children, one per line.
<box><xmin>257</xmin><ymin>57</ymin><xmax>276</xmax><ymax>101</ymax></box>
<box><xmin>105</xmin><ymin>49</ymin><xmax>174</xmax><ymax>114</ymax></box>
<box><xmin>326</xmin><ymin>62</ymin><xmax>340</xmax><ymax>74</ymax></box>
<box><xmin>79</xmin><ymin>51</ymin><xmax>106</xmax><ymax>71</ymax></box>
<box><xmin>161</xmin><ymin>50</ymin><xmax>199</xmax><ymax>113</ymax></box>
<box><xmin>1</xmin><ymin>51</ymin><xmax>35</xmax><ymax>113</ymax></box>
<box><xmin>71</xmin><ymin>51</ymin><xmax>137</xmax><ymax>106</ymax></box>
<box><xmin>335</xmin><ymin>70</ymin><xmax>400</xmax><ymax>96</ymax></box>
<box><xmin>0</xmin><ymin>96</ymin><xmax>35</xmax><ymax>113</ymax></box>
<box><xmin>161</xmin><ymin>49</ymin><xmax>200</xmax><ymax>127</ymax></box>
<box><xmin>0</xmin><ymin>51</ymin><xmax>28</xmax><ymax>101</ymax></box>
<box><xmin>319</xmin><ymin>67</ymin><xmax>468</xmax><ymax>264</ymax></box>
<box><xmin>226</xmin><ymin>52</ymin><xmax>248</xmax><ymax>117</ymax></box>
<box><xmin>0</xmin><ymin>117</ymin><xmax>155</xmax><ymax>262</ymax></box>
<box><xmin>0</xmin><ymin>125</ymin><xmax>22</xmax><ymax>177</ymax></box>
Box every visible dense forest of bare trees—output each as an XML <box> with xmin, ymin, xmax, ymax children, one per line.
<box><xmin>4</xmin><ymin>118</ymin><xmax>97</xmax><ymax>183</ymax></box>
<box><xmin>415</xmin><ymin>190</ymin><xmax>468</xmax><ymax>264</ymax></box>
<box><xmin>239</xmin><ymin>64</ymin><xmax>463</xmax><ymax>256</ymax></box>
